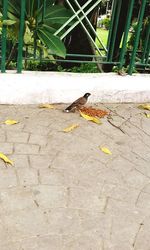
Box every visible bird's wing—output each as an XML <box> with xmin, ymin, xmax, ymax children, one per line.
<box><xmin>65</xmin><ymin>97</ymin><xmax>86</xmax><ymax>111</ymax></box>
<box><xmin>73</xmin><ymin>97</ymin><xmax>86</xmax><ymax>106</ymax></box>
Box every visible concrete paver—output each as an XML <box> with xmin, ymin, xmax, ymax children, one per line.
<box><xmin>0</xmin><ymin>103</ymin><xmax>150</xmax><ymax>250</ymax></box>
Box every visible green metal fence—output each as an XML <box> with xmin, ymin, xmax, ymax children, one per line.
<box><xmin>0</xmin><ymin>0</ymin><xmax>150</xmax><ymax>74</ymax></box>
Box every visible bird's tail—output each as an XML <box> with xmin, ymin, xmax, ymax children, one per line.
<box><xmin>65</xmin><ymin>104</ymin><xmax>73</xmax><ymax>112</ymax></box>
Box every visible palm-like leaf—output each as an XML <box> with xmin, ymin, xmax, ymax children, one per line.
<box><xmin>0</xmin><ymin>0</ymin><xmax>73</xmax><ymax>57</ymax></box>
<box><xmin>38</xmin><ymin>5</ymin><xmax>72</xmax><ymax>25</ymax></box>
<box><xmin>37</xmin><ymin>27</ymin><xmax>66</xmax><ymax>58</ymax></box>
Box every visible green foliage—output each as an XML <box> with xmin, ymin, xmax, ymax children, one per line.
<box><xmin>58</xmin><ymin>64</ymin><xmax>99</xmax><ymax>73</ymax></box>
<box><xmin>101</xmin><ymin>18</ymin><xmax>110</xmax><ymax>30</ymax></box>
<box><xmin>24</xmin><ymin>60</ymin><xmax>99</xmax><ymax>73</ymax></box>
<box><xmin>25</xmin><ymin>60</ymin><xmax>57</xmax><ymax>71</ymax></box>
<box><xmin>128</xmin><ymin>17</ymin><xmax>150</xmax><ymax>50</ymax></box>
<box><xmin>96</xmin><ymin>28</ymin><xmax>108</xmax><ymax>47</ymax></box>
<box><xmin>0</xmin><ymin>0</ymin><xmax>72</xmax><ymax>58</ymax></box>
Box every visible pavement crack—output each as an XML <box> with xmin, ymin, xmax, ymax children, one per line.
<box><xmin>135</xmin><ymin>183</ymin><xmax>150</xmax><ymax>206</ymax></box>
<box><xmin>37</xmin><ymin>169</ymin><xmax>41</xmax><ymax>184</ymax></box>
<box><xmin>48</xmin><ymin>150</ymin><xmax>61</xmax><ymax>169</ymax></box>
<box><xmin>34</xmin><ymin>199</ymin><xmax>40</xmax><ymax>207</ymax></box>
<box><xmin>121</xmin><ymin>155</ymin><xmax>137</xmax><ymax>167</ymax></box>
<box><xmin>27</xmin><ymin>155</ymin><xmax>31</xmax><ymax>168</ymax></box>
<box><xmin>134</xmin><ymin>167</ymin><xmax>150</xmax><ymax>180</ymax></box>
<box><xmin>104</xmin><ymin>106</ymin><xmax>150</xmax><ymax>137</ymax></box>
<box><xmin>129</xmin><ymin>120</ymin><xmax>150</xmax><ymax>137</ymax></box>
<box><xmin>131</xmin><ymin>150</ymin><xmax>149</xmax><ymax>163</ymax></box>
<box><xmin>38</xmin><ymin>145</ymin><xmax>41</xmax><ymax>153</ymax></box>
<box><xmin>138</xmin><ymin>136</ymin><xmax>150</xmax><ymax>149</ymax></box>
<box><xmin>102</xmin><ymin>197</ymin><xmax>109</xmax><ymax>214</ymax></box>
<box><xmin>109</xmin><ymin>217</ymin><xmax>113</xmax><ymax>240</ymax></box>
<box><xmin>132</xmin><ymin>221</ymin><xmax>144</xmax><ymax>248</ymax></box>
<box><xmin>66</xmin><ymin>186</ymin><xmax>70</xmax><ymax>207</ymax></box>
<box><xmin>27</xmin><ymin>133</ymin><xmax>31</xmax><ymax>143</ymax></box>
<box><xmin>107</xmin><ymin>116</ymin><xmax>125</xmax><ymax>134</ymax></box>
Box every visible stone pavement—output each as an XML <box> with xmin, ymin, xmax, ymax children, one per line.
<box><xmin>0</xmin><ymin>103</ymin><xmax>150</xmax><ymax>250</ymax></box>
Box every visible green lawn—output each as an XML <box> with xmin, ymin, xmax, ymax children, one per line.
<box><xmin>96</xmin><ymin>28</ymin><xmax>131</xmax><ymax>49</ymax></box>
<box><xmin>96</xmin><ymin>28</ymin><xmax>108</xmax><ymax>48</ymax></box>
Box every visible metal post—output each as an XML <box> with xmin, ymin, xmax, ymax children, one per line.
<box><xmin>128</xmin><ymin>0</ymin><xmax>147</xmax><ymax>75</ymax></box>
<box><xmin>40</xmin><ymin>0</ymin><xmax>46</xmax><ymax>61</ymax></box>
<box><xmin>119</xmin><ymin>0</ymin><xmax>135</xmax><ymax>69</ymax></box>
<box><xmin>1</xmin><ymin>0</ymin><xmax>8</xmax><ymax>73</ymax></box>
<box><xmin>17</xmin><ymin>0</ymin><xmax>26</xmax><ymax>73</ymax></box>
<box><xmin>107</xmin><ymin>0</ymin><xmax>122</xmax><ymax>61</ymax></box>
<box><xmin>106</xmin><ymin>0</ymin><xmax>117</xmax><ymax>58</ymax></box>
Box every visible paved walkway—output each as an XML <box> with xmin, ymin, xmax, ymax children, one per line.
<box><xmin>0</xmin><ymin>103</ymin><xmax>150</xmax><ymax>250</ymax></box>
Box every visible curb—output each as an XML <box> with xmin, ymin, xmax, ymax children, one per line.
<box><xmin>0</xmin><ymin>71</ymin><xmax>150</xmax><ymax>104</ymax></box>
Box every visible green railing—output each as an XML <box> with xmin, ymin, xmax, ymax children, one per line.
<box><xmin>0</xmin><ymin>0</ymin><xmax>149</xmax><ymax>74</ymax></box>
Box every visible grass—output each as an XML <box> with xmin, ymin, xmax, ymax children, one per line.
<box><xmin>96</xmin><ymin>28</ymin><xmax>108</xmax><ymax>48</ymax></box>
<box><xmin>96</xmin><ymin>28</ymin><xmax>131</xmax><ymax>52</ymax></box>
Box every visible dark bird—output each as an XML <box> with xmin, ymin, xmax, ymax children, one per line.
<box><xmin>65</xmin><ymin>93</ymin><xmax>91</xmax><ymax>112</ymax></box>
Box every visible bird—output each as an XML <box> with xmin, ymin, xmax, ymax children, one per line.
<box><xmin>65</xmin><ymin>93</ymin><xmax>91</xmax><ymax>112</ymax></box>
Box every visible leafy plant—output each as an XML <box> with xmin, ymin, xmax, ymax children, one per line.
<box><xmin>128</xmin><ymin>17</ymin><xmax>150</xmax><ymax>51</ymax></box>
<box><xmin>101</xmin><ymin>17</ymin><xmax>110</xmax><ymax>30</ymax></box>
<box><xmin>0</xmin><ymin>0</ymin><xmax>72</xmax><ymax>60</ymax></box>
<box><xmin>58</xmin><ymin>63</ymin><xmax>99</xmax><ymax>73</ymax></box>
<box><xmin>25</xmin><ymin>60</ymin><xmax>57</xmax><ymax>71</ymax></box>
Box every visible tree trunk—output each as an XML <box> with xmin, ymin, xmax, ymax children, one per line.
<box><xmin>56</xmin><ymin>0</ymin><xmax>99</xmax><ymax>68</ymax></box>
<box><xmin>6</xmin><ymin>43</ymin><xmax>17</xmax><ymax>69</ymax></box>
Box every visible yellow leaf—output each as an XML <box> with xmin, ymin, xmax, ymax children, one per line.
<box><xmin>145</xmin><ymin>113</ymin><xmax>150</xmax><ymax>118</ymax></box>
<box><xmin>63</xmin><ymin>124</ymin><xmax>79</xmax><ymax>133</ymax></box>
<box><xmin>80</xmin><ymin>111</ymin><xmax>102</xmax><ymax>124</ymax></box>
<box><xmin>39</xmin><ymin>104</ymin><xmax>55</xmax><ymax>109</ymax></box>
<box><xmin>0</xmin><ymin>152</ymin><xmax>14</xmax><ymax>165</ymax></box>
<box><xmin>100</xmin><ymin>147</ymin><xmax>112</xmax><ymax>155</ymax></box>
<box><xmin>138</xmin><ymin>104</ymin><xmax>150</xmax><ymax>111</ymax></box>
<box><xmin>4</xmin><ymin>120</ymin><xmax>19</xmax><ymax>125</ymax></box>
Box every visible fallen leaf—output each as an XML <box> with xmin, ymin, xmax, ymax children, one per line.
<box><xmin>100</xmin><ymin>147</ymin><xmax>112</xmax><ymax>155</ymax></box>
<box><xmin>39</xmin><ymin>104</ymin><xmax>55</xmax><ymax>109</ymax></box>
<box><xmin>117</xmin><ymin>69</ymin><xmax>127</xmax><ymax>76</ymax></box>
<box><xmin>138</xmin><ymin>104</ymin><xmax>150</xmax><ymax>111</ymax></box>
<box><xmin>145</xmin><ymin>113</ymin><xmax>150</xmax><ymax>118</ymax></box>
<box><xmin>0</xmin><ymin>152</ymin><xmax>14</xmax><ymax>165</ymax></box>
<box><xmin>80</xmin><ymin>111</ymin><xmax>102</xmax><ymax>124</ymax></box>
<box><xmin>4</xmin><ymin>120</ymin><xmax>19</xmax><ymax>125</ymax></box>
<box><xmin>63</xmin><ymin>124</ymin><xmax>79</xmax><ymax>132</ymax></box>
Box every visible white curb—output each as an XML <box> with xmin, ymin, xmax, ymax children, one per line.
<box><xmin>0</xmin><ymin>71</ymin><xmax>149</xmax><ymax>104</ymax></box>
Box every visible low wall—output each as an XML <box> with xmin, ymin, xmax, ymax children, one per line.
<box><xmin>0</xmin><ymin>71</ymin><xmax>150</xmax><ymax>104</ymax></box>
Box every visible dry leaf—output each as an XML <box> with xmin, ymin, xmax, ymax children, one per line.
<box><xmin>80</xmin><ymin>111</ymin><xmax>102</xmax><ymax>124</ymax></box>
<box><xmin>100</xmin><ymin>147</ymin><xmax>112</xmax><ymax>155</ymax></box>
<box><xmin>80</xmin><ymin>106</ymin><xmax>108</xmax><ymax>118</ymax></box>
<box><xmin>138</xmin><ymin>104</ymin><xmax>150</xmax><ymax>111</ymax></box>
<box><xmin>63</xmin><ymin>124</ymin><xmax>79</xmax><ymax>132</ymax></box>
<box><xmin>4</xmin><ymin>120</ymin><xmax>19</xmax><ymax>125</ymax></box>
<box><xmin>0</xmin><ymin>152</ymin><xmax>14</xmax><ymax>165</ymax></box>
<box><xmin>39</xmin><ymin>104</ymin><xmax>55</xmax><ymax>109</ymax></box>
